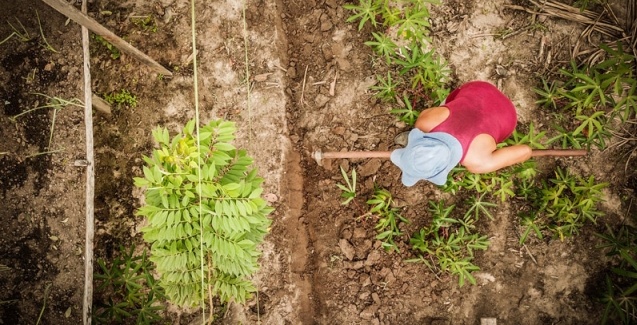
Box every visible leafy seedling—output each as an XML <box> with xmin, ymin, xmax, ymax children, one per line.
<box><xmin>344</xmin><ymin>0</ymin><xmax>382</xmax><ymax>31</ymax></box>
<box><xmin>390</xmin><ymin>95</ymin><xmax>419</xmax><ymax>126</ymax></box>
<box><xmin>337</xmin><ymin>166</ymin><xmax>357</xmax><ymax>205</ymax></box>
<box><xmin>104</xmin><ymin>90</ymin><xmax>137</xmax><ymax>109</ymax></box>
<box><xmin>371</xmin><ymin>71</ymin><xmax>401</xmax><ymax>102</ymax></box>
<box><xmin>367</xmin><ymin>188</ymin><xmax>409</xmax><ymax>252</ymax></box>
<box><xmin>365</xmin><ymin>32</ymin><xmax>397</xmax><ymax>64</ymax></box>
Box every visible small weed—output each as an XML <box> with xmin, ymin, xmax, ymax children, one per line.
<box><xmin>365</xmin><ymin>32</ymin><xmax>397</xmax><ymax>64</ymax></box>
<box><xmin>394</xmin><ymin>5</ymin><xmax>431</xmax><ymax>42</ymax></box>
<box><xmin>464</xmin><ymin>193</ymin><xmax>496</xmax><ymax>222</ymax></box>
<box><xmin>35</xmin><ymin>11</ymin><xmax>56</xmax><ymax>53</ymax></box>
<box><xmin>534</xmin><ymin>79</ymin><xmax>562</xmax><ymax>110</ymax></box>
<box><xmin>93</xmin><ymin>34</ymin><xmax>121</xmax><ymax>59</ymax></box>
<box><xmin>366</xmin><ymin>188</ymin><xmax>409</xmax><ymax>252</ymax></box>
<box><xmin>93</xmin><ymin>245</ymin><xmax>166</xmax><ymax>324</ymax></box>
<box><xmin>494</xmin><ymin>27</ymin><xmax>514</xmax><ymax>39</ymax></box>
<box><xmin>35</xmin><ymin>283</ymin><xmax>52</xmax><ymax>325</ymax></box>
<box><xmin>0</xmin><ymin>18</ymin><xmax>31</xmax><ymax>46</ymax></box>
<box><xmin>337</xmin><ymin>166</ymin><xmax>357</xmax><ymax>206</ymax></box>
<box><xmin>10</xmin><ymin>94</ymin><xmax>83</xmax><ymax>150</ymax></box>
<box><xmin>370</xmin><ymin>71</ymin><xmax>400</xmax><ymax>102</ymax></box>
<box><xmin>8</xmin><ymin>17</ymin><xmax>31</xmax><ymax>42</ymax></box>
<box><xmin>131</xmin><ymin>15</ymin><xmax>158</xmax><ymax>33</ymax></box>
<box><xmin>390</xmin><ymin>95</ymin><xmax>420</xmax><ymax>126</ymax></box>
<box><xmin>104</xmin><ymin>90</ymin><xmax>137</xmax><ymax>109</ymax></box>
<box><xmin>344</xmin><ymin>0</ymin><xmax>381</xmax><ymax>31</ymax></box>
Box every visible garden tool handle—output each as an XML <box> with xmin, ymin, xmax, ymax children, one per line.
<box><xmin>312</xmin><ymin>150</ymin><xmax>392</xmax><ymax>166</ymax></box>
<box><xmin>531</xmin><ymin>149</ymin><xmax>587</xmax><ymax>157</ymax></box>
<box><xmin>317</xmin><ymin>151</ymin><xmax>393</xmax><ymax>159</ymax></box>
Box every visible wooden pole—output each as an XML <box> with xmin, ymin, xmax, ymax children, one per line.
<box><xmin>80</xmin><ymin>0</ymin><xmax>95</xmax><ymax>323</ymax></box>
<box><xmin>531</xmin><ymin>149</ymin><xmax>588</xmax><ymax>157</ymax></box>
<box><xmin>313</xmin><ymin>148</ymin><xmax>588</xmax><ymax>163</ymax></box>
<box><xmin>42</xmin><ymin>0</ymin><xmax>173</xmax><ymax>77</ymax></box>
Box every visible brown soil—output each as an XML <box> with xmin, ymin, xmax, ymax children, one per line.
<box><xmin>0</xmin><ymin>0</ymin><xmax>634</xmax><ymax>324</ymax></box>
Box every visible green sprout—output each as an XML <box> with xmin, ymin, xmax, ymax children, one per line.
<box><xmin>365</xmin><ymin>32</ymin><xmax>397</xmax><ymax>64</ymax></box>
<box><xmin>336</xmin><ymin>166</ymin><xmax>357</xmax><ymax>206</ymax></box>
<box><xmin>367</xmin><ymin>188</ymin><xmax>409</xmax><ymax>252</ymax></box>
<box><xmin>344</xmin><ymin>0</ymin><xmax>382</xmax><ymax>31</ymax></box>
<box><xmin>104</xmin><ymin>90</ymin><xmax>137</xmax><ymax>109</ymax></box>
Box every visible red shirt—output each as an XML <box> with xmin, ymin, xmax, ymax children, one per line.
<box><xmin>431</xmin><ymin>81</ymin><xmax>517</xmax><ymax>162</ymax></box>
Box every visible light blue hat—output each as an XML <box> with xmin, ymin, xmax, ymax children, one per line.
<box><xmin>390</xmin><ymin>129</ymin><xmax>463</xmax><ymax>186</ymax></box>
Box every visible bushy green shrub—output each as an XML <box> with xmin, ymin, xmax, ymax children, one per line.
<box><xmin>134</xmin><ymin>119</ymin><xmax>272</xmax><ymax>307</ymax></box>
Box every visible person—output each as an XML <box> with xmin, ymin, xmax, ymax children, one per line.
<box><xmin>390</xmin><ymin>80</ymin><xmax>532</xmax><ymax>186</ymax></box>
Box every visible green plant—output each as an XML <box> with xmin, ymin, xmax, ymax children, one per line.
<box><xmin>346</xmin><ymin>0</ymin><xmax>450</xmax><ymax>120</ymax></box>
<box><xmin>93</xmin><ymin>245</ymin><xmax>166</xmax><ymax>324</ymax></box>
<box><xmin>344</xmin><ymin>0</ymin><xmax>382</xmax><ymax>30</ymax></box>
<box><xmin>35</xmin><ymin>283</ymin><xmax>52</xmax><ymax>325</ymax></box>
<box><xmin>540</xmin><ymin>44</ymin><xmax>636</xmax><ymax>150</ymax></box>
<box><xmin>408</xmin><ymin>201</ymin><xmax>489</xmax><ymax>287</ymax></box>
<box><xmin>93</xmin><ymin>34</ymin><xmax>121</xmax><ymax>59</ymax></box>
<box><xmin>105</xmin><ymin>90</ymin><xmax>137</xmax><ymax>109</ymax></box>
<box><xmin>9</xmin><ymin>93</ymin><xmax>83</xmax><ymax>150</ymax></box>
<box><xmin>134</xmin><ymin>119</ymin><xmax>272</xmax><ymax>307</ymax></box>
<box><xmin>366</xmin><ymin>188</ymin><xmax>409</xmax><ymax>252</ymax></box>
<box><xmin>390</xmin><ymin>95</ymin><xmax>420</xmax><ymax>126</ymax></box>
<box><xmin>365</xmin><ymin>32</ymin><xmax>397</xmax><ymax>64</ymax></box>
<box><xmin>505</xmin><ymin>123</ymin><xmax>547</xmax><ymax>149</ymax></box>
<box><xmin>546</xmin><ymin>124</ymin><xmax>586</xmax><ymax>149</ymax></box>
<box><xmin>518</xmin><ymin>211</ymin><xmax>543</xmax><ymax>245</ymax></box>
<box><xmin>394</xmin><ymin>5</ymin><xmax>431</xmax><ymax>42</ymax></box>
<box><xmin>370</xmin><ymin>71</ymin><xmax>400</xmax><ymax>102</ymax></box>
<box><xmin>518</xmin><ymin>167</ymin><xmax>607</xmax><ymax>243</ymax></box>
<box><xmin>131</xmin><ymin>15</ymin><xmax>158</xmax><ymax>32</ymax></box>
<box><xmin>35</xmin><ymin>10</ymin><xmax>56</xmax><ymax>53</ymax></box>
<box><xmin>464</xmin><ymin>193</ymin><xmax>496</xmax><ymax>222</ymax></box>
<box><xmin>596</xmin><ymin>221</ymin><xmax>637</xmax><ymax>325</ymax></box>
<box><xmin>0</xmin><ymin>18</ymin><xmax>31</xmax><ymax>46</ymax></box>
<box><xmin>534</xmin><ymin>79</ymin><xmax>562</xmax><ymax>110</ymax></box>
<box><xmin>336</xmin><ymin>166</ymin><xmax>357</xmax><ymax>205</ymax></box>
<box><xmin>393</xmin><ymin>44</ymin><xmax>450</xmax><ymax>91</ymax></box>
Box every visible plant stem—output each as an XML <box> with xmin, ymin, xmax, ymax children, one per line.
<box><xmin>36</xmin><ymin>10</ymin><xmax>57</xmax><ymax>53</ymax></box>
<box><xmin>36</xmin><ymin>283</ymin><xmax>52</xmax><ymax>325</ymax></box>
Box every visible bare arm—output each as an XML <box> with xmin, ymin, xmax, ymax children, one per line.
<box><xmin>463</xmin><ymin>143</ymin><xmax>532</xmax><ymax>174</ymax></box>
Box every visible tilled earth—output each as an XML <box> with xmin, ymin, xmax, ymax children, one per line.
<box><xmin>1</xmin><ymin>0</ymin><xmax>634</xmax><ymax>324</ymax></box>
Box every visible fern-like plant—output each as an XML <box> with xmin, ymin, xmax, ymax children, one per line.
<box><xmin>134</xmin><ymin>119</ymin><xmax>272</xmax><ymax>307</ymax></box>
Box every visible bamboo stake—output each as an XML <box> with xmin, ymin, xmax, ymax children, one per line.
<box><xmin>80</xmin><ymin>0</ymin><xmax>95</xmax><ymax>323</ymax></box>
<box><xmin>42</xmin><ymin>0</ymin><xmax>173</xmax><ymax>77</ymax></box>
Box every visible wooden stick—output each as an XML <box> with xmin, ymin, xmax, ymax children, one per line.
<box><xmin>42</xmin><ymin>0</ymin><xmax>173</xmax><ymax>77</ymax></box>
<box><xmin>531</xmin><ymin>149</ymin><xmax>587</xmax><ymax>157</ymax></box>
<box><xmin>80</xmin><ymin>0</ymin><xmax>95</xmax><ymax>323</ymax></box>
<box><xmin>91</xmin><ymin>94</ymin><xmax>111</xmax><ymax>116</ymax></box>
<box><xmin>315</xmin><ymin>149</ymin><xmax>586</xmax><ymax>160</ymax></box>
